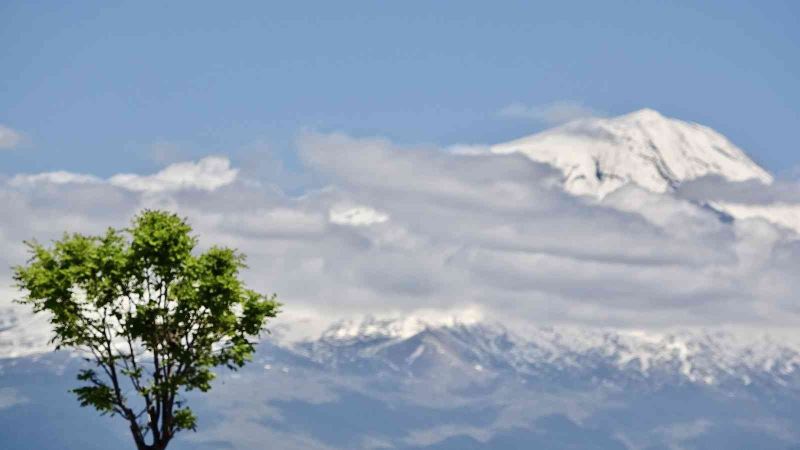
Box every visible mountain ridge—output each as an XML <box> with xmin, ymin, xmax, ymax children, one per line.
<box><xmin>293</xmin><ymin>316</ymin><xmax>800</xmax><ymax>389</ymax></box>
<box><xmin>4</xmin><ymin>314</ymin><xmax>800</xmax><ymax>449</ymax></box>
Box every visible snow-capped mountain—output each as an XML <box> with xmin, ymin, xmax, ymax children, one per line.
<box><xmin>491</xmin><ymin>109</ymin><xmax>773</xmax><ymax>198</ymax></box>
<box><xmin>295</xmin><ymin>316</ymin><xmax>800</xmax><ymax>389</ymax></box>
<box><xmin>490</xmin><ymin>108</ymin><xmax>800</xmax><ymax>233</ymax></box>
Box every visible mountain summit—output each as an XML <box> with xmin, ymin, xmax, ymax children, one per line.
<box><xmin>491</xmin><ymin>109</ymin><xmax>773</xmax><ymax>198</ymax></box>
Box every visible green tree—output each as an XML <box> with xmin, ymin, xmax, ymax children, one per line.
<box><xmin>13</xmin><ymin>210</ymin><xmax>280</xmax><ymax>450</ymax></box>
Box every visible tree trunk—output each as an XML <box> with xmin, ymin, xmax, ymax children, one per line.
<box><xmin>135</xmin><ymin>441</ymin><xmax>169</xmax><ymax>450</ymax></box>
<box><xmin>130</xmin><ymin>424</ymin><xmax>170</xmax><ymax>450</ymax></box>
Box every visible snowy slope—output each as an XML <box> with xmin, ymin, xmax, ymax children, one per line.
<box><xmin>491</xmin><ymin>109</ymin><xmax>773</xmax><ymax>198</ymax></box>
<box><xmin>295</xmin><ymin>316</ymin><xmax>800</xmax><ymax>389</ymax></box>
<box><xmin>709</xmin><ymin>200</ymin><xmax>800</xmax><ymax>234</ymax></box>
<box><xmin>489</xmin><ymin>108</ymin><xmax>800</xmax><ymax>233</ymax></box>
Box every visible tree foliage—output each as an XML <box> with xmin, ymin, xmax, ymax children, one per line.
<box><xmin>14</xmin><ymin>210</ymin><xmax>280</xmax><ymax>450</ymax></box>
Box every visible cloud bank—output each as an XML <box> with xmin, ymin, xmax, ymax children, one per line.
<box><xmin>9</xmin><ymin>156</ymin><xmax>237</xmax><ymax>193</ymax></box>
<box><xmin>1</xmin><ymin>134</ymin><xmax>800</xmax><ymax>352</ymax></box>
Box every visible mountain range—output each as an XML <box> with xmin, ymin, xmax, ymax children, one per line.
<box><xmin>2</xmin><ymin>316</ymin><xmax>799</xmax><ymax>449</ymax></box>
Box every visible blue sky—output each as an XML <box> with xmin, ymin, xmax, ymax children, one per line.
<box><xmin>2</xmin><ymin>1</ymin><xmax>799</xmax><ymax>178</ymax></box>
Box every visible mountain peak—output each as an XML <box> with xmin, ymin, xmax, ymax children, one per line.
<box><xmin>319</xmin><ymin>310</ymin><xmax>484</xmax><ymax>342</ymax></box>
<box><xmin>621</xmin><ymin>107</ymin><xmax>665</xmax><ymax>121</ymax></box>
<box><xmin>491</xmin><ymin>109</ymin><xmax>773</xmax><ymax>198</ymax></box>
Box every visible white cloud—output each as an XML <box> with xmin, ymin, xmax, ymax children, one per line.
<box><xmin>9</xmin><ymin>171</ymin><xmax>101</xmax><ymax>186</ymax></box>
<box><xmin>0</xmin><ymin>125</ymin><xmax>23</xmax><ymax>149</ymax></box>
<box><xmin>329</xmin><ymin>206</ymin><xmax>389</xmax><ymax>226</ymax></box>
<box><xmin>8</xmin><ymin>156</ymin><xmax>238</xmax><ymax>194</ymax></box>
<box><xmin>109</xmin><ymin>156</ymin><xmax>238</xmax><ymax>193</ymax></box>
<box><xmin>498</xmin><ymin>100</ymin><xmax>601</xmax><ymax>125</ymax></box>
<box><xmin>446</xmin><ymin>144</ymin><xmax>490</xmax><ymax>155</ymax></box>
<box><xmin>3</xmin><ymin>134</ymin><xmax>800</xmax><ymax>358</ymax></box>
<box><xmin>294</xmin><ymin>133</ymin><xmax>800</xmax><ymax>327</ymax></box>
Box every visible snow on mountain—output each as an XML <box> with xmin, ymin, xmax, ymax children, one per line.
<box><xmin>491</xmin><ymin>109</ymin><xmax>773</xmax><ymax>198</ymax></box>
<box><xmin>4</xmin><ymin>304</ymin><xmax>799</xmax><ymax>390</ymax></box>
<box><xmin>489</xmin><ymin>108</ymin><xmax>800</xmax><ymax>234</ymax></box>
<box><xmin>708</xmin><ymin>200</ymin><xmax>800</xmax><ymax>234</ymax></box>
<box><xmin>294</xmin><ymin>315</ymin><xmax>800</xmax><ymax>389</ymax></box>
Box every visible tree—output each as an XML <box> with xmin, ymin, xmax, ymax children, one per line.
<box><xmin>13</xmin><ymin>210</ymin><xmax>280</xmax><ymax>450</ymax></box>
